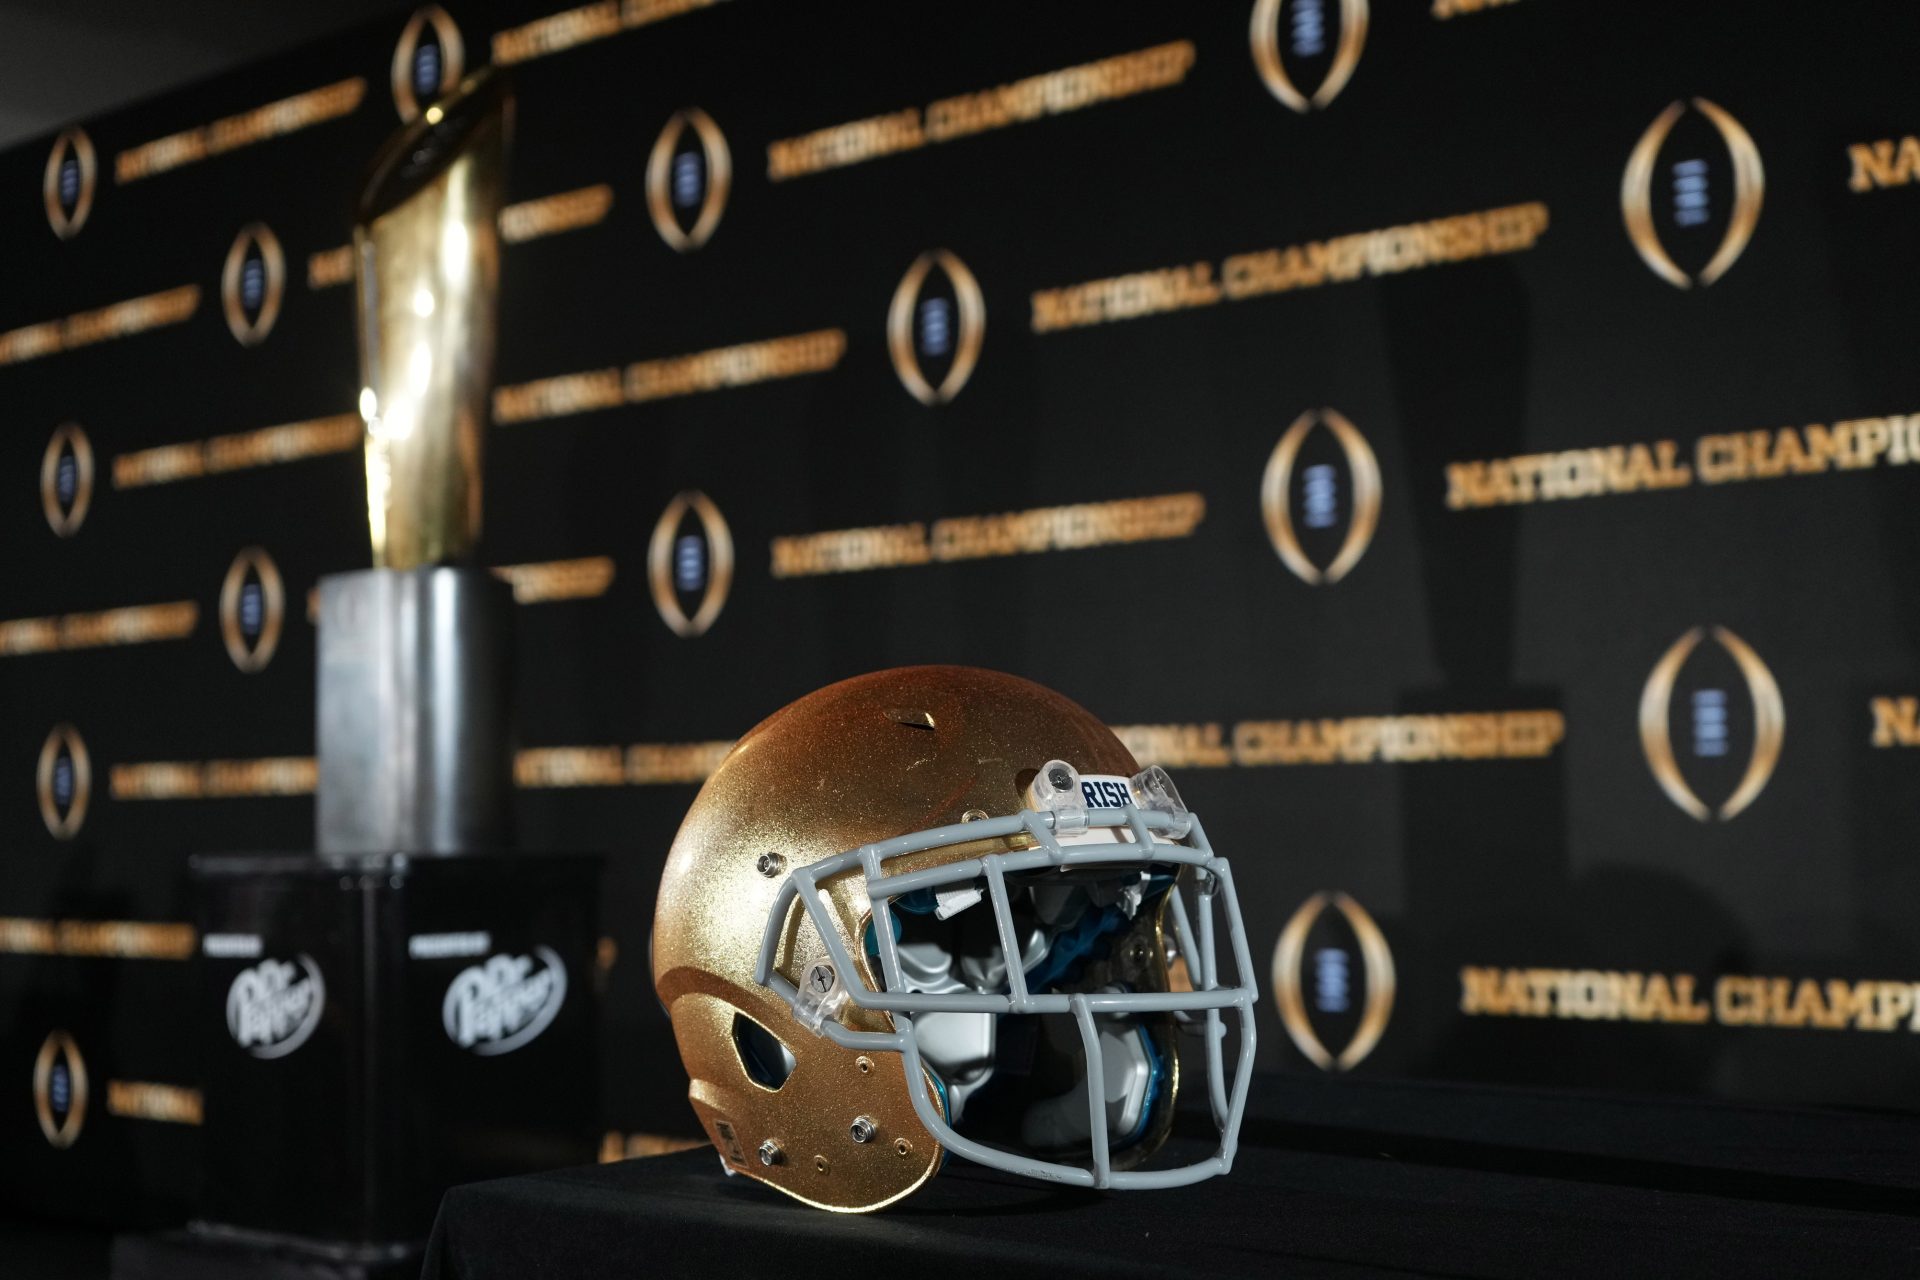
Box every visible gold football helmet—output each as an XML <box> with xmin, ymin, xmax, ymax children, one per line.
<box><xmin>651</xmin><ymin>666</ymin><xmax>1255</xmax><ymax>1212</ymax></box>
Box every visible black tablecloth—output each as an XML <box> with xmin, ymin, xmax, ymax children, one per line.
<box><xmin>421</xmin><ymin>1076</ymin><xmax>1920</xmax><ymax>1278</ymax></box>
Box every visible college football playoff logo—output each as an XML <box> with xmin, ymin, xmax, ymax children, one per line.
<box><xmin>1261</xmin><ymin>408</ymin><xmax>1380</xmax><ymax>585</ymax></box>
<box><xmin>1621</xmin><ymin>99</ymin><xmax>1764</xmax><ymax>288</ymax></box>
<box><xmin>222</xmin><ymin>223</ymin><xmax>286</xmax><ymax>346</ymax></box>
<box><xmin>1272</xmin><ymin>891</ymin><xmax>1394</xmax><ymax>1071</ymax></box>
<box><xmin>1250</xmin><ymin>0</ymin><xmax>1368</xmax><ymax>112</ymax></box>
<box><xmin>392</xmin><ymin>5</ymin><xmax>464</xmax><ymax>122</ymax></box>
<box><xmin>442</xmin><ymin>947</ymin><xmax>568</xmax><ymax>1055</ymax></box>
<box><xmin>43</xmin><ymin>128</ymin><xmax>97</xmax><ymax>240</ymax></box>
<box><xmin>41</xmin><ymin>422</ymin><xmax>94</xmax><ymax>537</ymax></box>
<box><xmin>33</xmin><ymin>1031</ymin><xmax>88</xmax><ymax>1148</ymax></box>
<box><xmin>37</xmin><ymin>724</ymin><xmax>91</xmax><ymax>841</ymax></box>
<box><xmin>888</xmin><ymin>250</ymin><xmax>985</xmax><ymax>405</ymax></box>
<box><xmin>1639</xmin><ymin>626</ymin><xmax>1783</xmax><ymax>821</ymax></box>
<box><xmin>648</xmin><ymin>491</ymin><xmax>733</xmax><ymax>637</ymax></box>
<box><xmin>220</xmin><ymin>547</ymin><xmax>286</xmax><ymax>673</ymax></box>
<box><xmin>646</xmin><ymin>108</ymin><xmax>731</xmax><ymax>252</ymax></box>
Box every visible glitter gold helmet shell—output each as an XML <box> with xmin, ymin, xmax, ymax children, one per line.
<box><xmin>652</xmin><ymin>665</ymin><xmax>1256</xmax><ymax>1212</ymax></box>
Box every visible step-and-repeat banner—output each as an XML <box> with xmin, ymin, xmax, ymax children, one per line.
<box><xmin>7</xmin><ymin>0</ymin><xmax>1920</xmax><ymax>1201</ymax></box>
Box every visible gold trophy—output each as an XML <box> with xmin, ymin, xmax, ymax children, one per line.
<box><xmin>355</xmin><ymin>68</ymin><xmax>508</xmax><ymax>569</ymax></box>
<box><xmin>181</xmin><ymin>70</ymin><xmax>597</xmax><ymax>1270</ymax></box>
<box><xmin>316</xmin><ymin>70</ymin><xmax>515</xmax><ymax>855</ymax></box>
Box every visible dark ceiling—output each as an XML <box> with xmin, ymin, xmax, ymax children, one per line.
<box><xmin>0</xmin><ymin>0</ymin><xmax>414</xmax><ymax>151</ymax></box>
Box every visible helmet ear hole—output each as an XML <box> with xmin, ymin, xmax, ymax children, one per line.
<box><xmin>731</xmin><ymin>1012</ymin><xmax>796</xmax><ymax>1091</ymax></box>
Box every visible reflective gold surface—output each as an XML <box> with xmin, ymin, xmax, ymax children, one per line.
<box><xmin>354</xmin><ymin>70</ymin><xmax>510</xmax><ymax>569</ymax></box>
<box><xmin>652</xmin><ymin>666</ymin><xmax>1159</xmax><ymax>1212</ymax></box>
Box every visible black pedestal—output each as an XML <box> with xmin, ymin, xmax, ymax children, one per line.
<box><xmin>182</xmin><ymin>850</ymin><xmax>601</xmax><ymax>1264</ymax></box>
<box><xmin>422</xmin><ymin>1074</ymin><xmax>1920</xmax><ymax>1278</ymax></box>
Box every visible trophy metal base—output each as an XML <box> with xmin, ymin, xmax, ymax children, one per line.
<box><xmin>315</xmin><ymin>567</ymin><xmax>513</xmax><ymax>857</ymax></box>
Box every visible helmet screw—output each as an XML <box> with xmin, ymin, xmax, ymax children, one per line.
<box><xmin>1048</xmin><ymin>766</ymin><xmax>1072</xmax><ymax>789</ymax></box>
<box><xmin>1124</xmin><ymin>936</ymin><xmax>1153</xmax><ymax>972</ymax></box>
<box><xmin>855</xmin><ymin>1055</ymin><xmax>873</xmax><ymax>1074</ymax></box>
<box><xmin>848</xmin><ymin>1115</ymin><xmax>877</xmax><ymax>1144</ymax></box>
<box><xmin>758</xmin><ymin>1139</ymin><xmax>783</xmax><ymax>1167</ymax></box>
<box><xmin>755</xmin><ymin>852</ymin><xmax>785</xmax><ymax>878</ymax></box>
<box><xmin>960</xmin><ymin>808</ymin><xmax>989</xmax><ymax>823</ymax></box>
<box><xmin>894</xmin><ymin>1138</ymin><xmax>913</xmax><ymax>1157</ymax></box>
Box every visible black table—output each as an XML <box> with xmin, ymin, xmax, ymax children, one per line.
<box><xmin>421</xmin><ymin>1075</ymin><xmax>1920</xmax><ymax>1277</ymax></box>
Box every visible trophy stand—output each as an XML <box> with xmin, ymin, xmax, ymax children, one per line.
<box><xmin>113</xmin><ymin>71</ymin><xmax>600</xmax><ymax>1280</ymax></box>
<box><xmin>314</xmin><ymin>565</ymin><xmax>513</xmax><ymax>858</ymax></box>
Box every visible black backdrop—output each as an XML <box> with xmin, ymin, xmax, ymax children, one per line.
<box><xmin>7</xmin><ymin>0</ymin><xmax>1920</xmax><ymax>1210</ymax></box>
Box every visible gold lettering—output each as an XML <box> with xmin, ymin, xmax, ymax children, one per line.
<box><xmin>625</xmin><ymin>330</ymin><xmax>846</xmax><ymax>403</ymax></box>
<box><xmin>1849</xmin><ymin>417</ymin><xmax>1892</xmax><ymax>468</ymax></box>
<box><xmin>1031</xmin><ymin>263</ymin><xmax>1221</xmax><ymax>332</ymax></box>
<box><xmin>116</xmin><ymin>79</ymin><xmax>366</xmax><ymax>182</ymax></box>
<box><xmin>115</xmin><ymin>413</ymin><xmax>360</xmax><ymax>489</ymax></box>
<box><xmin>493</xmin><ymin>369</ymin><xmax>625</xmax><ymax>424</ymax></box>
<box><xmin>769</xmin><ymin>42</ymin><xmax>1193</xmax><ymax>181</ymax></box>
<box><xmin>623</xmin><ymin>740</ymin><xmax>734</xmax><ymax>784</ymax></box>
<box><xmin>0</xmin><ymin>918</ymin><xmax>195</xmax><ymax>959</ymax></box>
<box><xmin>772</xmin><ymin>494</ymin><xmax>1205</xmax><ymax>578</ymax></box>
<box><xmin>1695</xmin><ymin>432</ymin><xmax>1742</xmax><ymax>483</ymax></box>
<box><xmin>492</xmin><ymin>556</ymin><xmax>616</xmax><ymax>604</ymax></box>
<box><xmin>307</xmin><ymin>246</ymin><xmax>353</xmax><ymax>289</ymax></box>
<box><xmin>493</xmin><ymin>2</ymin><xmax>623</xmax><ymax>64</ymax></box>
<box><xmin>1871</xmin><ymin>696</ymin><xmax>1920</xmax><ymax>747</ymax></box>
<box><xmin>1228</xmin><ymin>712</ymin><xmax>1562</xmax><ymax>766</ymax></box>
<box><xmin>0</xmin><ymin>285</ymin><xmax>201</xmax><ymax>368</ymax></box>
<box><xmin>0</xmin><ymin>601</ymin><xmax>197</xmax><ymax>656</ymax></box>
<box><xmin>499</xmin><ymin>183</ymin><xmax>615</xmax><ymax>243</ymax></box>
<box><xmin>1787</xmin><ymin>978</ymin><xmax>1831</xmax><ymax>1028</ymax></box>
<box><xmin>514</xmin><ymin>747</ymin><xmax>626</xmax><ymax>787</ymax></box>
<box><xmin>1848</xmin><ymin>135</ymin><xmax>1920</xmax><ymax>193</ymax></box>
<box><xmin>491</xmin><ymin>0</ymin><xmax>726</xmax><ymax>64</ymax></box>
<box><xmin>1109</xmin><ymin>723</ymin><xmax>1233</xmax><ymax>769</ymax></box>
<box><xmin>1459</xmin><ymin>966</ymin><xmax>1507</xmax><ymax>1014</ymax></box>
<box><xmin>1471</xmin><ymin>969</ymin><xmax>1918</xmax><ymax>1031</ymax></box>
<box><xmin>1048</xmin><ymin>203</ymin><xmax>1548</xmax><ymax>331</ymax></box>
<box><xmin>112</xmin><ymin>758</ymin><xmax>315</xmax><ymax>800</ymax></box>
<box><xmin>1716</xmin><ymin>975</ymin><xmax>1757</xmax><ymax>1024</ymax></box>
<box><xmin>1671</xmin><ymin>974</ymin><xmax>1712</xmax><ymax>1023</ymax></box>
<box><xmin>1445</xmin><ymin>441</ymin><xmax>1690</xmax><ymax>509</ymax></box>
<box><xmin>107</xmin><ymin>1080</ymin><xmax>204</xmax><ymax>1125</ymax></box>
<box><xmin>771</xmin><ymin>524</ymin><xmax>932</xmax><ymax>578</ymax></box>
